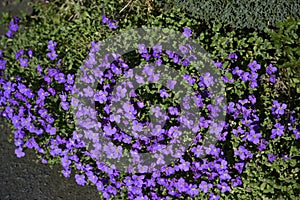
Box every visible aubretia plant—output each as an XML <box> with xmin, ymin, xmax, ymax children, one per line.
<box><xmin>0</xmin><ymin>1</ymin><xmax>300</xmax><ymax>199</ymax></box>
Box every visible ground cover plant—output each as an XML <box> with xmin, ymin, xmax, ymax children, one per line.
<box><xmin>0</xmin><ymin>0</ymin><xmax>300</xmax><ymax>199</ymax></box>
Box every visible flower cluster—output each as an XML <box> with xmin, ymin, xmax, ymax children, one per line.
<box><xmin>266</xmin><ymin>63</ymin><xmax>277</xmax><ymax>83</ymax></box>
<box><xmin>0</xmin><ymin>21</ymin><xmax>299</xmax><ymax>200</ymax></box>
<box><xmin>5</xmin><ymin>17</ymin><xmax>19</xmax><ymax>38</ymax></box>
<box><xmin>47</xmin><ymin>40</ymin><xmax>58</xmax><ymax>61</ymax></box>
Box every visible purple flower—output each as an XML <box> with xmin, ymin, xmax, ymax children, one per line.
<box><xmin>6</xmin><ymin>30</ymin><xmax>14</xmax><ymax>38</ymax></box>
<box><xmin>209</xmin><ymin>193</ymin><xmax>220</xmax><ymax>200</ymax></box>
<box><xmin>27</xmin><ymin>48</ymin><xmax>33</xmax><ymax>58</ymax></box>
<box><xmin>183</xmin><ymin>27</ymin><xmax>192</xmax><ymax>38</ymax></box>
<box><xmin>9</xmin><ymin>20</ymin><xmax>19</xmax><ymax>32</ymax></box>
<box><xmin>219</xmin><ymin>170</ymin><xmax>231</xmax><ymax>181</ymax></box>
<box><xmin>214</xmin><ymin>61</ymin><xmax>222</xmax><ymax>69</ymax></box>
<box><xmin>247</xmin><ymin>130</ymin><xmax>261</xmax><ymax>144</ymax></box>
<box><xmin>75</xmin><ymin>174</ymin><xmax>87</xmax><ymax>186</ymax></box>
<box><xmin>294</xmin><ymin>128</ymin><xmax>300</xmax><ymax>140</ymax></box>
<box><xmin>232</xmin><ymin>176</ymin><xmax>242</xmax><ymax>187</ymax></box>
<box><xmin>0</xmin><ymin>60</ymin><xmax>7</xmax><ymax>70</ymax></box>
<box><xmin>102</xmin><ymin>15</ymin><xmax>109</xmax><ymax>23</ymax></box>
<box><xmin>48</xmin><ymin>87</ymin><xmax>56</xmax><ymax>96</ymax></box>
<box><xmin>95</xmin><ymin>90</ymin><xmax>108</xmax><ymax>103</ymax></box>
<box><xmin>160</xmin><ymin>89</ymin><xmax>169</xmax><ymax>98</ymax></box>
<box><xmin>184</xmin><ymin>74</ymin><xmax>195</xmax><ymax>85</ymax></box>
<box><xmin>61</xmin><ymin>102</ymin><xmax>70</xmax><ymax>110</ymax></box>
<box><xmin>108</xmin><ymin>20</ymin><xmax>118</xmax><ymax>29</ymax></box>
<box><xmin>234</xmin><ymin>162</ymin><xmax>245</xmax><ymax>174</ymax></box>
<box><xmin>66</xmin><ymin>74</ymin><xmax>74</xmax><ymax>84</ymax></box>
<box><xmin>269</xmin><ymin>74</ymin><xmax>276</xmax><ymax>83</ymax></box>
<box><xmin>250</xmin><ymin>79</ymin><xmax>258</xmax><ymax>88</ymax></box>
<box><xmin>46</xmin><ymin>124</ymin><xmax>56</xmax><ymax>135</ymax></box>
<box><xmin>47</xmin><ymin>40</ymin><xmax>57</xmax><ymax>51</ymax></box>
<box><xmin>62</xmin><ymin>169</ymin><xmax>71</xmax><ymax>178</ymax></box>
<box><xmin>15</xmin><ymin>49</ymin><xmax>24</xmax><ymax>60</ymax></box>
<box><xmin>182</xmin><ymin>58</ymin><xmax>190</xmax><ymax>66</ymax></box>
<box><xmin>248</xmin><ymin>94</ymin><xmax>256</xmax><ymax>104</ymax></box>
<box><xmin>151</xmin><ymin>125</ymin><xmax>165</xmax><ymax>136</ymax></box>
<box><xmin>103</xmin><ymin>125</ymin><xmax>117</xmax><ymax>136</ymax></box>
<box><xmin>115</xmin><ymin>85</ymin><xmax>127</xmax><ymax>99</ymax></box>
<box><xmin>201</xmin><ymin>72</ymin><xmax>214</xmax><ymax>87</ymax></box>
<box><xmin>141</xmin><ymin>53</ymin><xmax>151</xmax><ymax>61</ymax></box>
<box><xmin>266</xmin><ymin>64</ymin><xmax>277</xmax><ymax>74</ymax></box>
<box><xmin>281</xmin><ymin>154</ymin><xmax>291</xmax><ymax>161</ymax></box>
<box><xmin>199</xmin><ymin>181</ymin><xmax>213</xmax><ymax>193</ymax></box>
<box><xmin>90</xmin><ymin>41</ymin><xmax>101</xmax><ymax>52</ymax></box>
<box><xmin>217</xmin><ymin>182</ymin><xmax>231</xmax><ymax>193</ymax></box>
<box><xmin>240</xmin><ymin>72</ymin><xmax>250</xmax><ymax>82</ymax></box>
<box><xmin>135</xmin><ymin>74</ymin><xmax>145</xmax><ymax>84</ymax></box>
<box><xmin>86</xmin><ymin>171</ymin><xmax>98</xmax><ymax>184</ymax></box>
<box><xmin>178</xmin><ymin>160</ymin><xmax>190</xmax><ymax>172</ymax></box>
<box><xmin>104</xmin><ymin>142</ymin><xmax>122</xmax><ymax>159</ymax></box>
<box><xmin>138</xmin><ymin>44</ymin><xmax>148</xmax><ymax>54</ymax></box>
<box><xmin>102</xmin><ymin>15</ymin><xmax>118</xmax><ymax>29</ymax></box>
<box><xmin>12</xmin><ymin>115</ymin><xmax>21</xmax><ymax>128</ymax></box>
<box><xmin>132</xmin><ymin>120</ymin><xmax>143</xmax><ymax>132</ymax></box>
<box><xmin>54</xmin><ymin>73</ymin><xmax>66</xmax><ymax>84</ymax></box>
<box><xmin>13</xmin><ymin>16</ymin><xmax>20</xmax><ymax>23</ymax></box>
<box><xmin>147</xmin><ymin>73</ymin><xmax>160</xmax><ymax>82</ymax></box>
<box><xmin>179</xmin><ymin>45</ymin><xmax>189</xmax><ymax>55</ymax></box>
<box><xmin>175</xmin><ymin>178</ymin><xmax>189</xmax><ymax>193</ymax></box>
<box><xmin>36</xmin><ymin>64</ymin><xmax>43</xmax><ymax>74</ymax></box>
<box><xmin>61</xmin><ymin>156</ymin><xmax>71</xmax><ymax>169</ymax></box>
<box><xmin>83</xmin><ymin>86</ymin><xmax>94</xmax><ymax>97</ymax></box>
<box><xmin>248</xmin><ymin>60</ymin><xmax>261</xmax><ymax>72</ymax></box>
<box><xmin>232</xmin><ymin>66</ymin><xmax>243</xmax><ymax>76</ymax></box>
<box><xmin>274</xmin><ymin>101</ymin><xmax>287</xmax><ymax>115</ymax></box>
<box><xmin>64</xmin><ymin>84</ymin><xmax>73</xmax><ymax>91</ymax></box>
<box><xmin>187</xmin><ymin>184</ymin><xmax>199</xmax><ymax>197</ymax></box>
<box><xmin>208</xmin><ymin>144</ymin><xmax>220</xmax><ymax>157</ymax></box>
<box><xmin>47</xmin><ymin>50</ymin><xmax>58</xmax><ymax>61</ymax></box>
<box><xmin>15</xmin><ymin>147</ymin><xmax>25</xmax><ymax>158</ymax></box>
<box><xmin>4</xmin><ymin>81</ymin><xmax>16</xmax><ymax>93</ymax></box>
<box><xmin>151</xmin><ymin>106</ymin><xmax>163</xmax><ymax>118</ymax></box>
<box><xmin>166</xmin><ymin>50</ymin><xmax>174</xmax><ymax>59</ymax></box>
<box><xmin>267</xmin><ymin>153</ymin><xmax>276</xmax><ymax>162</ymax></box>
<box><xmin>234</xmin><ymin>145</ymin><xmax>251</xmax><ymax>160</ymax></box>
<box><xmin>38</xmin><ymin>88</ymin><xmax>49</xmax><ymax>99</ymax></box>
<box><xmin>142</xmin><ymin>65</ymin><xmax>154</xmax><ymax>76</ymax></box>
<box><xmin>227</xmin><ymin>53</ymin><xmax>238</xmax><ymax>59</ymax></box>
<box><xmin>152</xmin><ymin>45</ymin><xmax>162</xmax><ymax>58</ymax></box>
<box><xmin>270</xmin><ymin>122</ymin><xmax>284</xmax><ymax>139</ymax></box>
<box><xmin>227</xmin><ymin>102</ymin><xmax>235</xmax><ymax>114</ymax></box>
<box><xmin>41</xmin><ymin>158</ymin><xmax>48</xmax><ymax>164</ymax></box>
<box><xmin>43</xmin><ymin>75</ymin><xmax>51</xmax><ymax>84</ymax></box>
<box><xmin>191</xmin><ymin>145</ymin><xmax>204</xmax><ymax>158</ymax></box>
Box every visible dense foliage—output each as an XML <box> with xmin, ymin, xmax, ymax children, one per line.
<box><xmin>159</xmin><ymin>0</ymin><xmax>300</xmax><ymax>30</ymax></box>
<box><xmin>0</xmin><ymin>0</ymin><xmax>299</xmax><ymax>199</ymax></box>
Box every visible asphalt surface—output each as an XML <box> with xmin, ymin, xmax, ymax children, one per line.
<box><xmin>0</xmin><ymin>118</ymin><xmax>100</xmax><ymax>200</ymax></box>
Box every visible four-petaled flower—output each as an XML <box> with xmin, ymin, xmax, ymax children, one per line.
<box><xmin>270</xmin><ymin>122</ymin><xmax>284</xmax><ymax>139</ymax></box>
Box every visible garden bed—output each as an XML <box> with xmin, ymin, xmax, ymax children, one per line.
<box><xmin>0</xmin><ymin>0</ymin><xmax>299</xmax><ymax>199</ymax></box>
